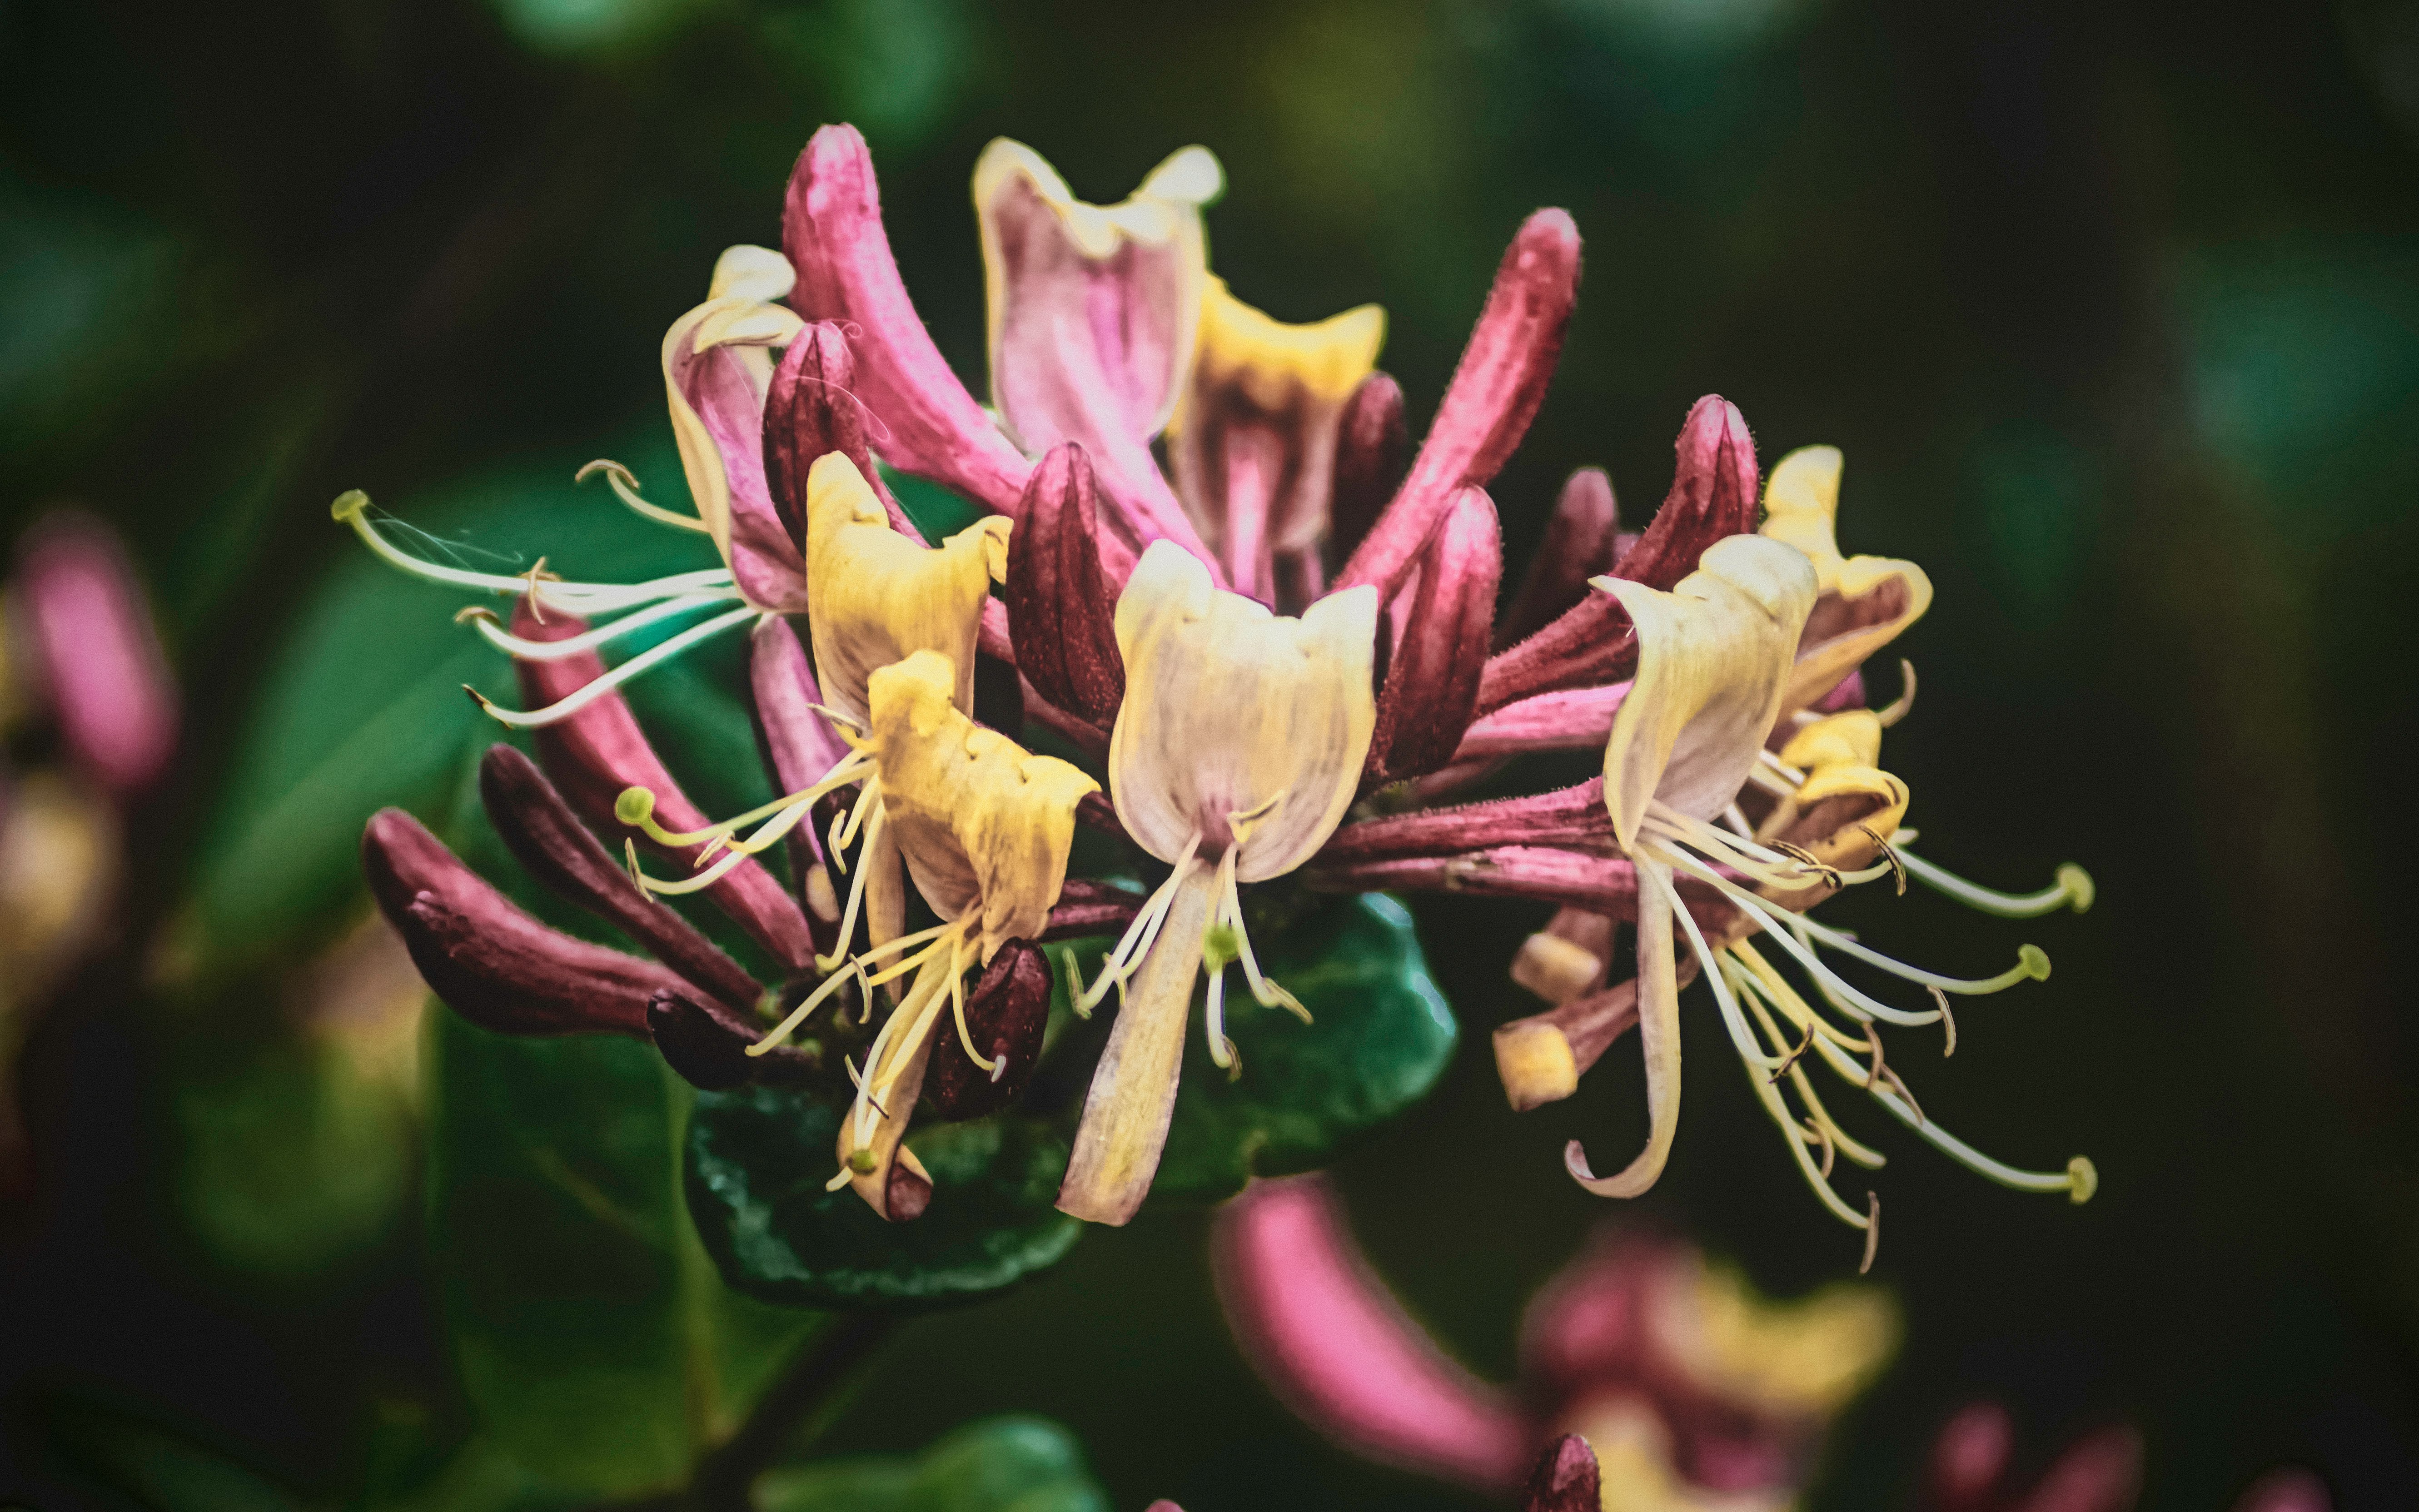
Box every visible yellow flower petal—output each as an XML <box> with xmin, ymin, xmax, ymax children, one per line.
<box><xmin>803</xmin><ymin>452</ymin><xmax>1011</xmax><ymax>722</ymax></box>
<box><xmin>866</xmin><ymin>650</ymin><xmax>1099</xmax><ymax>963</ymax></box>
<box><xmin>1761</xmin><ymin>446</ymin><xmax>1934</xmax><ymax>716</ymax></box>
<box><xmin>1108</xmin><ymin>542</ymin><xmax>1378</xmax><ymax>880</ymax></box>
<box><xmin>1594</xmin><ymin>535</ymin><xmax>1819</xmax><ymax>850</ymax></box>
<box><xmin>1183</xmin><ymin>277</ymin><xmax>1385</xmax><ymax>413</ymax></box>
<box><xmin>1656</xmin><ymin>1258</ymin><xmax>1900</xmax><ymax>1417</ymax></box>
<box><xmin>1759</xmin><ymin>710</ymin><xmax>1911</xmax><ymax>880</ymax></box>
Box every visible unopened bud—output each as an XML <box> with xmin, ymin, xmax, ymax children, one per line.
<box><xmin>925</xmin><ymin>940</ymin><xmax>1053</xmax><ymax>1121</ymax></box>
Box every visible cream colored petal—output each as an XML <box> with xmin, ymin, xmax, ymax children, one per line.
<box><xmin>708</xmin><ymin>244</ymin><xmax>797</xmax><ymax>303</ymax></box>
<box><xmin>1108</xmin><ymin>541</ymin><xmax>1377</xmax><ymax>880</ymax></box>
<box><xmin>1761</xmin><ymin>446</ymin><xmax>1934</xmax><ymax>716</ymax></box>
<box><xmin>867</xmin><ymin>650</ymin><xmax>1099</xmax><ymax>962</ymax></box>
<box><xmin>803</xmin><ymin>453</ymin><xmax>1011</xmax><ymax>722</ymax></box>
<box><xmin>1595</xmin><ymin>534</ymin><xmax>1818</xmax><ymax>848</ymax></box>
<box><xmin>662</xmin><ymin>261</ymin><xmax>805</xmax><ymax>568</ymax></box>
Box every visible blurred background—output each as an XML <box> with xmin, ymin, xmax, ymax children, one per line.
<box><xmin>4</xmin><ymin>0</ymin><xmax>2418</xmax><ymax>1507</ymax></box>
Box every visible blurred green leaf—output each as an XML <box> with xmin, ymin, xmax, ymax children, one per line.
<box><xmin>428</xmin><ymin>1011</ymin><xmax>820</xmax><ymax>1496</ymax></box>
<box><xmin>1149</xmin><ymin>893</ymin><xmax>1456</xmax><ymax>1204</ymax></box>
<box><xmin>687</xmin><ymin>1094</ymin><xmax>1084</xmax><ymax>1311</ymax></box>
<box><xmin>40</xmin><ymin>1399</ymin><xmax>309</xmax><ymax>1512</ymax></box>
<box><xmin>757</xmin><ymin>1415</ymin><xmax>1107</xmax><ymax>1512</ymax></box>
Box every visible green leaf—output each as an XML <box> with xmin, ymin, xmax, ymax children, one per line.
<box><xmin>687</xmin><ymin>1093</ymin><xmax>1084</xmax><ymax>1311</ymax></box>
<box><xmin>757</xmin><ymin>1416</ymin><xmax>1107</xmax><ymax>1512</ymax></box>
<box><xmin>880</xmin><ymin>463</ymin><xmax>988</xmax><ymax>542</ymax></box>
<box><xmin>427</xmin><ymin>1011</ymin><xmax>820</xmax><ymax>1496</ymax></box>
<box><xmin>182</xmin><ymin>433</ymin><xmax>737</xmax><ymax>975</ymax></box>
<box><xmin>39</xmin><ymin>1398</ymin><xmax>310</xmax><ymax>1512</ymax></box>
<box><xmin>1148</xmin><ymin>893</ymin><xmax>1457</xmax><ymax>1204</ymax></box>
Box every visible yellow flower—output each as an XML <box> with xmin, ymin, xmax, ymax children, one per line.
<box><xmin>1759</xmin><ymin>446</ymin><xmax>1933</xmax><ymax>718</ymax></box>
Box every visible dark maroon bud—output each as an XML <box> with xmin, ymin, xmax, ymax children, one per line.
<box><xmin>1329</xmin><ymin>371</ymin><xmax>1407</xmax><ymax>560</ymax></box>
<box><xmin>1495</xmin><ymin>467</ymin><xmax>1620</xmax><ymax>650</ymax></box>
<box><xmin>1005</xmin><ymin>443</ymin><xmax>1126</xmax><ymax>727</ymax></box>
<box><xmin>1367</xmin><ymin>487</ymin><xmax>1503</xmax><ymax>784</ymax></box>
<box><xmin>886</xmin><ymin>1159</ymin><xmax>933</xmax><ymax>1223</ymax></box>
<box><xmin>363</xmin><ymin>808</ymin><xmax>688</xmax><ymax>1037</ymax></box>
<box><xmin>1523</xmin><ymin>1435</ymin><xmax>1600</xmax><ymax>1512</ymax></box>
<box><xmin>1041</xmin><ymin>878</ymin><xmax>1146</xmax><ymax>940</ymax></box>
<box><xmin>765</xmin><ymin>321</ymin><xmax>926</xmax><ymax>551</ymax></box>
<box><xmin>513</xmin><ymin>600</ymin><xmax>819</xmax><ymax>972</ymax></box>
<box><xmin>924</xmin><ymin>941</ymin><xmax>1052</xmax><ymax>1121</ymax></box>
<box><xmin>478</xmin><ymin>745</ymin><xmax>765</xmax><ymax>1013</ymax></box>
<box><xmin>645</xmin><ymin>988</ymin><xmax>816</xmax><ymax>1090</ymax></box>
<box><xmin>1607</xmin><ymin>395</ymin><xmax>1758</xmax><ymax>591</ymax></box>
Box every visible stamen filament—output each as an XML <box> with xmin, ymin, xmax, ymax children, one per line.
<box><xmin>749</xmin><ymin>958</ymin><xmax>871</xmax><ymax>1054</ymax></box>
<box><xmin>1792</xmin><ymin>910</ymin><xmax>2051</xmax><ymax>995</ymax></box>
<box><xmin>465</xmin><ymin>593</ymin><xmax>727</xmax><ymax>661</ymax></box>
<box><xmin>1657</xmin><ymin>847</ymin><xmax>1944</xmax><ymax>1028</ymax></box>
<box><xmin>1898</xmin><ymin>850</ymin><xmax>2095</xmax><ymax>918</ymax></box>
<box><xmin>333</xmin><ymin>491</ymin><xmax>734</xmax><ymax>612</ymax></box>
<box><xmin>470</xmin><ymin>605</ymin><xmax>758</xmax><ymax>728</ymax></box>
<box><xmin>576</xmin><ymin>459</ymin><xmax>714</xmax><ymax>535</ymax></box>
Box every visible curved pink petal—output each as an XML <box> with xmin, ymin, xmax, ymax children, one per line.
<box><xmin>14</xmin><ymin>514</ymin><xmax>177</xmax><ymax>794</ymax></box>
<box><xmin>1213</xmin><ymin>1176</ymin><xmax>1532</xmax><ymax>1489</ymax></box>
<box><xmin>669</xmin><ymin>313</ymin><xmax>811</xmax><ymax>612</ymax></box>
<box><xmin>782</xmin><ymin>125</ymin><xmax>1032</xmax><ymax>513</ymax></box>
<box><xmin>1338</xmin><ymin>210</ymin><xmax>1582</xmax><ymax>598</ymax></box>
<box><xmin>513</xmin><ymin>601</ymin><xmax>816</xmax><ymax>972</ymax></box>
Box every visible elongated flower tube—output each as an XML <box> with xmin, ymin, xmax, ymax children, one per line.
<box><xmin>1760</xmin><ymin>446</ymin><xmax>1934</xmax><ymax>717</ymax></box>
<box><xmin>1004</xmin><ymin>443</ymin><xmax>1128</xmax><ymax>731</ymax></box>
<box><xmin>1058</xmin><ymin>542</ymin><xmax>1379</xmax><ymax>1225</ymax></box>
<box><xmin>1338</xmin><ymin>210</ymin><xmax>1583</xmax><ymax>599</ymax></box>
<box><xmin>765</xmin><ymin>319</ymin><xmax>926</xmax><ymax>550</ymax></box>
<box><xmin>803</xmin><ymin>450</ymin><xmax>1010</xmax><ymax>723</ymax></box>
<box><xmin>1367</xmin><ymin>485</ymin><xmax>1504</xmax><ymax>784</ymax></box>
<box><xmin>1165</xmin><ymin>277</ymin><xmax>1387</xmax><ymax>606</ymax></box>
<box><xmin>1497</xmin><ymin>466</ymin><xmax>1623</xmax><ymax>651</ymax></box>
<box><xmin>975</xmin><ymin>138</ymin><xmax>1225</xmax><ymax>570</ymax></box>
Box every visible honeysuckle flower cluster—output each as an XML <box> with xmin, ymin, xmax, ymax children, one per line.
<box><xmin>347</xmin><ymin>119</ymin><xmax>2096</xmax><ymax>1249</ymax></box>
<box><xmin>1</xmin><ymin>512</ymin><xmax>177</xmax><ymax>1194</ymax></box>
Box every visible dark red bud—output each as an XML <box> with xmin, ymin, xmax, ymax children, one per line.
<box><xmin>765</xmin><ymin>321</ymin><xmax>927</xmax><ymax>550</ymax></box>
<box><xmin>478</xmin><ymin>745</ymin><xmax>766</xmax><ymax>1013</ymax></box>
<box><xmin>1523</xmin><ymin>1435</ymin><xmax>1601</xmax><ymax>1512</ymax></box>
<box><xmin>1004</xmin><ymin>443</ymin><xmax>1126</xmax><ymax>727</ymax></box>
<box><xmin>1329</xmin><ymin>371</ymin><xmax>1407</xmax><ymax>560</ymax></box>
<box><xmin>1495</xmin><ymin>467</ymin><xmax>1620</xmax><ymax>650</ymax></box>
<box><xmin>645</xmin><ymin>988</ymin><xmax>816</xmax><ymax>1090</ymax></box>
<box><xmin>1607</xmin><ymin>395</ymin><xmax>1759</xmax><ymax>591</ymax></box>
<box><xmin>924</xmin><ymin>940</ymin><xmax>1052</xmax><ymax>1121</ymax></box>
<box><xmin>1367</xmin><ymin>487</ymin><xmax>1503</xmax><ymax>784</ymax></box>
<box><xmin>363</xmin><ymin>808</ymin><xmax>686</xmax><ymax>1037</ymax></box>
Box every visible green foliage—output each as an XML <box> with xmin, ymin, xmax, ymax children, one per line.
<box><xmin>758</xmin><ymin>1416</ymin><xmax>1107</xmax><ymax>1512</ymax></box>
<box><xmin>427</xmin><ymin>1011</ymin><xmax>820</xmax><ymax>1496</ymax></box>
<box><xmin>1149</xmin><ymin>893</ymin><xmax>1457</xmax><ymax>1203</ymax></box>
<box><xmin>39</xmin><ymin>1400</ymin><xmax>311</xmax><ymax>1512</ymax></box>
<box><xmin>687</xmin><ymin>1092</ymin><xmax>1084</xmax><ymax>1311</ymax></box>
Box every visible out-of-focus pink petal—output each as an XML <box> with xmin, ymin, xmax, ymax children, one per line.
<box><xmin>1338</xmin><ymin>210</ymin><xmax>1582</xmax><ymax>598</ymax></box>
<box><xmin>1928</xmin><ymin>1404</ymin><xmax>2017</xmax><ymax>1511</ymax></box>
<box><xmin>782</xmin><ymin>124</ymin><xmax>1033</xmax><ymax>512</ymax></box>
<box><xmin>363</xmin><ymin>808</ymin><xmax>685</xmax><ymax>1037</ymax></box>
<box><xmin>2015</xmin><ymin>1425</ymin><xmax>2143</xmax><ymax>1512</ymax></box>
<box><xmin>1213</xmin><ymin>1175</ymin><xmax>1532</xmax><ymax>1489</ymax></box>
<box><xmin>2231</xmin><ymin>1469</ymin><xmax>2331</xmax><ymax>1512</ymax></box>
<box><xmin>1367</xmin><ymin>486</ymin><xmax>1503</xmax><ymax>784</ymax></box>
<box><xmin>513</xmin><ymin>601</ymin><xmax>816</xmax><ymax>972</ymax></box>
<box><xmin>1497</xmin><ymin>467</ymin><xmax>1620</xmax><ymax>650</ymax></box>
<box><xmin>14</xmin><ymin>514</ymin><xmax>176</xmax><ymax>794</ymax></box>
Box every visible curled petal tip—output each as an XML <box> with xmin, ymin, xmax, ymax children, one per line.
<box><xmin>2067</xmin><ymin>1156</ymin><xmax>2099</xmax><ymax>1204</ymax></box>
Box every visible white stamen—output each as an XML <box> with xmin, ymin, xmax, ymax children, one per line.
<box><xmin>471</xmin><ymin>606</ymin><xmax>759</xmax><ymax>729</ymax></box>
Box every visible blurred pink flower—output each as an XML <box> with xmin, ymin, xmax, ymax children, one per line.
<box><xmin>10</xmin><ymin>512</ymin><xmax>177</xmax><ymax>795</ymax></box>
